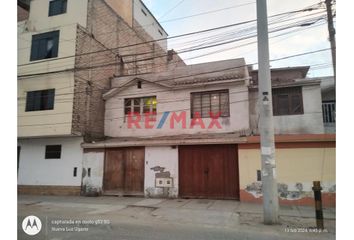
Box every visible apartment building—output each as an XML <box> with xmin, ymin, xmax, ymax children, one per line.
<box><xmin>17</xmin><ymin>0</ymin><xmax>183</xmax><ymax>195</ymax></box>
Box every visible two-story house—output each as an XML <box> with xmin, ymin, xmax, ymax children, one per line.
<box><xmin>82</xmin><ymin>64</ymin><xmax>335</xmax><ymax>207</ymax></box>
<box><xmin>17</xmin><ymin>0</ymin><xmax>184</xmax><ymax>195</ymax></box>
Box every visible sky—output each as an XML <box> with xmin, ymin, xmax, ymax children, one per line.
<box><xmin>141</xmin><ymin>0</ymin><xmax>335</xmax><ymax>77</ymax></box>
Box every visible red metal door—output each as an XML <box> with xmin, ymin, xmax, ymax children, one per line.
<box><xmin>179</xmin><ymin>145</ymin><xmax>239</xmax><ymax>199</ymax></box>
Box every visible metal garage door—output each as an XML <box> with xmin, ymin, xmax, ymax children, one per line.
<box><xmin>179</xmin><ymin>145</ymin><xmax>239</xmax><ymax>200</ymax></box>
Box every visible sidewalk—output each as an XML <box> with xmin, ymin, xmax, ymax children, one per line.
<box><xmin>18</xmin><ymin>195</ymin><xmax>336</xmax><ymax>239</ymax></box>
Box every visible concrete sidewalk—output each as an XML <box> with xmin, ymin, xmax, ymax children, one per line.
<box><xmin>18</xmin><ymin>195</ymin><xmax>336</xmax><ymax>239</ymax></box>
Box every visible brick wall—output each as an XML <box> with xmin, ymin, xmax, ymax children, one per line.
<box><xmin>72</xmin><ymin>0</ymin><xmax>186</xmax><ymax>142</ymax></box>
<box><xmin>18</xmin><ymin>5</ymin><xmax>29</xmax><ymax>22</ymax></box>
<box><xmin>73</xmin><ymin>25</ymin><xmax>116</xmax><ymax>141</ymax></box>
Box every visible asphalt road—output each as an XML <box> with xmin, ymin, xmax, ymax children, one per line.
<box><xmin>17</xmin><ymin>195</ymin><xmax>335</xmax><ymax>240</ymax></box>
<box><xmin>17</xmin><ymin>214</ymin><xmax>333</xmax><ymax>240</ymax></box>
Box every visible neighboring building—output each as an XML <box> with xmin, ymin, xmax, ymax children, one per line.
<box><xmin>248</xmin><ymin>66</ymin><xmax>325</xmax><ymax>134</ymax></box>
<box><xmin>17</xmin><ymin>0</ymin><xmax>184</xmax><ymax>195</ymax></box>
<box><xmin>319</xmin><ymin>76</ymin><xmax>335</xmax><ymax>133</ymax></box>
<box><xmin>82</xmin><ymin>64</ymin><xmax>335</xmax><ymax>207</ymax></box>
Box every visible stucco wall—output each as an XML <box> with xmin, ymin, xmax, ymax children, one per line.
<box><xmin>105</xmin><ymin>81</ymin><xmax>250</xmax><ymax>137</ymax></box>
<box><xmin>249</xmin><ymin>84</ymin><xmax>324</xmax><ymax>134</ymax></box>
<box><xmin>238</xmin><ymin>147</ymin><xmax>335</xmax><ymax>206</ymax></box>
<box><xmin>18</xmin><ymin>0</ymin><xmax>88</xmax><ymax>74</ymax></box>
<box><xmin>18</xmin><ymin>137</ymin><xmax>83</xmax><ymax>186</ymax></box>
<box><xmin>18</xmin><ymin>24</ymin><xmax>77</xmax><ymax>75</ymax></box>
<box><xmin>28</xmin><ymin>0</ymin><xmax>87</xmax><ymax>30</ymax></box>
<box><xmin>18</xmin><ymin>72</ymin><xmax>75</xmax><ymax>137</ymax></box>
<box><xmin>82</xmin><ymin>151</ymin><xmax>105</xmax><ymax>195</ymax></box>
<box><xmin>105</xmin><ymin>0</ymin><xmax>133</xmax><ymax>26</ymax></box>
<box><xmin>144</xmin><ymin>146</ymin><xmax>179</xmax><ymax>198</ymax></box>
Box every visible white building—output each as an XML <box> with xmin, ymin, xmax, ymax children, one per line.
<box><xmin>82</xmin><ymin>62</ymin><xmax>335</xmax><ymax>207</ymax></box>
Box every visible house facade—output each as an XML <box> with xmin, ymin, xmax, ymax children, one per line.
<box><xmin>82</xmin><ymin>64</ymin><xmax>335</xmax><ymax>207</ymax></box>
<box><xmin>17</xmin><ymin>0</ymin><xmax>183</xmax><ymax>195</ymax></box>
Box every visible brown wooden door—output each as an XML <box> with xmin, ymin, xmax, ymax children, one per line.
<box><xmin>179</xmin><ymin>145</ymin><xmax>239</xmax><ymax>200</ymax></box>
<box><xmin>103</xmin><ymin>147</ymin><xmax>145</xmax><ymax>194</ymax></box>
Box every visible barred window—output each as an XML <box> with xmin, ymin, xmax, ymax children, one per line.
<box><xmin>272</xmin><ymin>87</ymin><xmax>304</xmax><ymax>116</ymax></box>
<box><xmin>191</xmin><ymin>90</ymin><xmax>230</xmax><ymax>118</ymax></box>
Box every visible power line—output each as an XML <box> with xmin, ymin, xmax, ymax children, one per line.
<box><xmin>17</xmin><ymin>5</ymin><xmax>322</xmax><ymax>69</ymax></box>
<box><xmin>18</xmin><ymin>15</ymin><xmax>326</xmax><ymax>78</ymax></box>
<box><xmin>17</xmin><ymin>47</ymin><xmax>331</xmax><ymax>102</ymax></box>
<box><xmin>158</xmin><ymin>0</ymin><xmax>186</xmax><ymax>20</ymax></box>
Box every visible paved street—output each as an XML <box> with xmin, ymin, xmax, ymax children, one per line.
<box><xmin>18</xmin><ymin>195</ymin><xmax>335</xmax><ymax>240</ymax></box>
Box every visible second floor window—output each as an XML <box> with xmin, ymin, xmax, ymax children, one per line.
<box><xmin>191</xmin><ymin>90</ymin><xmax>230</xmax><ymax>118</ymax></box>
<box><xmin>25</xmin><ymin>89</ymin><xmax>55</xmax><ymax>112</ymax></box>
<box><xmin>272</xmin><ymin>86</ymin><xmax>304</xmax><ymax>116</ymax></box>
<box><xmin>49</xmin><ymin>0</ymin><xmax>67</xmax><ymax>16</ymax></box>
<box><xmin>124</xmin><ymin>96</ymin><xmax>157</xmax><ymax>116</ymax></box>
<box><xmin>30</xmin><ymin>31</ymin><xmax>60</xmax><ymax>61</ymax></box>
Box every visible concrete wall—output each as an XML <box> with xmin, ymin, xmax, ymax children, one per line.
<box><xmin>105</xmin><ymin>0</ymin><xmax>133</xmax><ymax>26</ymax></box>
<box><xmin>18</xmin><ymin>0</ymin><xmax>88</xmax><ymax>74</ymax></box>
<box><xmin>144</xmin><ymin>146</ymin><xmax>179</xmax><ymax>198</ymax></box>
<box><xmin>133</xmin><ymin>0</ymin><xmax>168</xmax><ymax>51</ymax></box>
<box><xmin>82</xmin><ymin>151</ymin><xmax>105</xmax><ymax>195</ymax></box>
<box><xmin>105</xmin><ymin>81</ymin><xmax>250</xmax><ymax>137</ymax></box>
<box><xmin>249</xmin><ymin>84</ymin><xmax>324</xmax><ymax>134</ymax></box>
<box><xmin>18</xmin><ymin>5</ymin><xmax>29</xmax><ymax>22</ymax></box>
<box><xmin>28</xmin><ymin>0</ymin><xmax>87</xmax><ymax>29</ymax></box>
<box><xmin>18</xmin><ymin>137</ymin><xmax>83</xmax><ymax>186</ymax></box>
<box><xmin>17</xmin><ymin>0</ymin><xmax>89</xmax><ymax>137</ymax></box>
<box><xmin>18</xmin><ymin>72</ymin><xmax>75</xmax><ymax>137</ymax></box>
<box><xmin>238</xmin><ymin>147</ymin><xmax>336</xmax><ymax>206</ymax></box>
<box><xmin>18</xmin><ymin>23</ymin><xmax>77</xmax><ymax>75</ymax></box>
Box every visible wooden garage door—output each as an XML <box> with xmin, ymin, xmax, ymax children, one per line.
<box><xmin>179</xmin><ymin>145</ymin><xmax>239</xmax><ymax>200</ymax></box>
<box><xmin>103</xmin><ymin>147</ymin><xmax>144</xmax><ymax>195</ymax></box>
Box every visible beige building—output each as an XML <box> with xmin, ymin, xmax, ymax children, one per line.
<box><xmin>17</xmin><ymin>0</ymin><xmax>183</xmax><ymax>195</ymax></box>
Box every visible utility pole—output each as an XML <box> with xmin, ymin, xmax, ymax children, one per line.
<box><xmin>256</xmin><ymin>0</ymin><xmax>279</xmax><ymax>224</ymax></box>
<box><xmin>325</xmin><ymin>0</ymin><xmax>336</xmax><ymax>83</ymax></box>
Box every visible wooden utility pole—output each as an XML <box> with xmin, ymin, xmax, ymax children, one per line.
<box><xmin>325</xmin><ymin>0</ymin><xmax>336</xmax><ymax>82</ymax></box>
<box><xmin>256</xmin><ymin>0</ymin><xmax>279</xmax><ymax>224</ymax></box>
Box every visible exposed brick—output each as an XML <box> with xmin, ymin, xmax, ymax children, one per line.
<box><xmin>72</xmin><ymin>0</ymin><xmax>186</xmax><ymax>142</ymax></box>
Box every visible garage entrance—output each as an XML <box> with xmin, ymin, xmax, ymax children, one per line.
<box><xmin>179</xmin><ymin>144</ymin><xmax>239</xmax><ymax>200</ymax></box>
<box><xmin>103</xmin><ymin>147</ymin><xmax>145</xmax><ymax>195</ymax></box>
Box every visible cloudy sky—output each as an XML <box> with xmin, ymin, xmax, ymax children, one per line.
<box><xmin>142</xmin><ymin>0</ymin><xmax>335</xmax><ymax>77</ymax></box>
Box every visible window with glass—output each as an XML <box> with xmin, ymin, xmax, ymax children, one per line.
<box><xmin>191</xmin><ymin>90</ymin><xmax>230</xmax><ymax>118</ymax></box>
<box><xmin>272</xmin><ymin>87</ymin><xmax>304</xmax><ymax>116</ymax></box>
<box><xmin>30</xmin><ymin>31</ymin><xmax>60</xmax><ymax>61</ymax></box>
<box><xmin>124</xmin><ymin>96</ymin><xmax>157</xmax><ymax>116</ymax></box>
<box><xmin>49</xmin><ymin>0</ymin><xmax>67</xmax><ymax>16</ymax></box>
<box><xmin>25</xmin><ymin>89</ymin><xmax>55</xmax><ymax>112</ymax></box>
